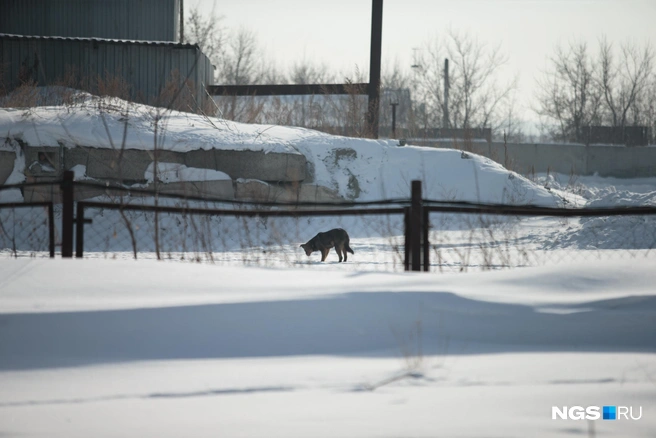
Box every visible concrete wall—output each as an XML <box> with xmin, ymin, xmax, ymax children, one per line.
<box><xmin>0</xmin><ymin>151</ymin><xmax>14</xmax><ymax>183</ymax></box>
<box><xmin>0</xmin><ymin>141</ymin><xmax>345</xmax><ymax>203</ymax></box>
<box><xmin>427</xmin><ymin>140</ymin><xmax>656</xmax><ymax>177</ymax></box>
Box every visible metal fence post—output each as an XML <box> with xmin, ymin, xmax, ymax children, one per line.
<box><xmin>404</xmin><ymin>206</ymin><xmax>410</xmax><ymax>271</ymax></box>
<box><xmin>423</xmin><ymin>208</ymin><xmax>430</xmax><ymax>271</ymax></box>
<box><xmin>410</xmin><ymin>180</ymin><xmax>423</xmax><ymax>271</ymax></box>
<box><xmin>60</xmin><ymin>170</ymin><xmax>74</xmax><ymax>258</ymax></box>
<box><xmin>76</xmin><ymin>202</ymin><xmax>85</xmax><ymax>258</ymax></box>
<box><xmin>48</xmin><ymin>203</ymin><xmax>55</xmax><ymax>258</ymax></box>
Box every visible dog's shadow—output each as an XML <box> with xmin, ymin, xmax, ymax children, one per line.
<box><xmin>294</xmin><ymin>260</ymin><xmax>347</xmax><ymax>266</ymax></box>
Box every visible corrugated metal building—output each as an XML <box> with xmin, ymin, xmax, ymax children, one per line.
<box><xmin>0</xmin><ymin>0</ymin><xmax>181</xmax><ymax>42</ymax></box>
<box><xmin>0</xmin><ymin>34</ymin><xmax>214</xmax><ymax>109</ymax></box>
<box><xmin>0</xmin><ymin>0</ymin><xmax>216</xmax><ymax>111</ymax></box>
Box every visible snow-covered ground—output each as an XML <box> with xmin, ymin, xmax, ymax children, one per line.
<box><xmin>1</xmin><ymin>92</ymin><xmax>655</xmax><ymax>436</ymax></box>
<box><xmin>0</xmin><ymin>258</ymin><xmax>654</xmax><ymax>437</ymax></box>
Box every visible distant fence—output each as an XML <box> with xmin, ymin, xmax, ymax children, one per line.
<box><xmin>423</xmin><ymin>140</ymin><xmax>656</xmax><ymax>178</ymax></box>
<box><xmin>582</xmin><ymin>126</ymin><xmax>651</xmax><ymax>147</ymax></box>
<box><xmin>1</xmin><ymin>172</ymin><xmax>656</xmax><ymax>272</ymax></box>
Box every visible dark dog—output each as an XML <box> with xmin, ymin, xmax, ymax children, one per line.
<box><xmin>300</xmin><ymin>228</ymin><xmax>354</xmax><ymax>262</ymax></box>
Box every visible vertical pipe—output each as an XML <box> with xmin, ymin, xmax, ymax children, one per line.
<box><xmin>60</xmin><ymin>170</ymin><xmax>74</xmax><ymax>258</ymax></box>
<box><xmin>367</xmin><ymin>0</ymin><xmax>383</xmax><ymax>139</ymax></box>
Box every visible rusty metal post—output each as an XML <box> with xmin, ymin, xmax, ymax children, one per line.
<box><xmin>61</xmin><ymin>170</ymin><xmax>74</xmax><ymax>258</ymax></box>
<box><xmin>410</xmin><ymin>180</ymin><xmax>422</xmax><ymax>271</ymax></box>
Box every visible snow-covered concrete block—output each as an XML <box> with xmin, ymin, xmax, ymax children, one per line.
<box><xmin>24</xmin><ymin>147</ymin><xmax>60</xmax><ymax>176</ymax></box>
<box><xmin>150</xmin><ymin>180</ymin><xmax>235</xmax><ymax>200</ymax></box>
<box><xmin>22</xmin><ymin>175</ymin><xmax>125</xmax><ymax>202</ymax></box>
<box><xmin>298</xmin><ymin>184</ymin><xmax>343</xmax><ymax>203</ymax></box>
<box><xmin>0</xmin><ymin>151</ymin><xmax>15</xmax><ymax>185</ymax></box>
<box><xmin>84</xmin><ymin>148</ymin><xmax>184</xmax><ymax>182</ymax></box>
<box><xmin>234</xmin><ymin>179</ymin><xmax>278</xmax><ymax>202</ymax></box>
<box><xmin>22</xmin><ymin>176</ymin><xmax>61</xmax><ymax>202</ymax></box>
<box><xmin>234</xmin><ymin>179</ymin><xmax>343</xmax><ymax>204</ymax></box>
<box><xmin>186</xmin><ymin>149</ymin><xmax>307</xmax><ymax>182</ymax></box>
<box><xmin>63</xmin><ymin>147</ymin><xmax>90</xmax><ymax>170</ymax></box>
<box><xmin>85</xmin><ymin>148</ymin><xmax>135</xmax><ymax>180</ymax></box>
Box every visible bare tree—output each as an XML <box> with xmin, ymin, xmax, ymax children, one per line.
<box><xmin>214</xmin><ymin>27</ymin><xmax>265</xmax><ymax>121</ymax></box>
<box><xmin>220</xmin><ymin>27</ymin><xmax>262</xmax><ymax>86</ymax></box>
<box><xmin>634</xmin><ymin>74</ymin><xmax>656</xmax><ymax>144</ymax></box>
<box><xmin>412</xmin><ymin>30</ymin><xmax>516</xmax><ymax>136</ymax></box>
<box><xmin>413</xmin><ymin>38</ymin><xmax>445</xmax><ymax>131</ymax></box>
<box><xmin>536</xmin><ymin>38</ymin><xmax>654</xmax><ymax>143</ymax></box>
<box><xmin>534</xmin><ymin>41</ymin><xmax>602</xmax><ymax>142</ymax></box>
<box><xmin>380</xmin><ymin>59</ymin><xmax>412</xmax><ymax>137</ymax></box>
<box><xmin>596</xmin><ymin>37</ymin><xmax>654</xmax><ymax>129</ymax></box>
<box><xmin>446</xmin><ymin>30</ymin><xmax>515</xmax><ymax>131</ymax></box>
<box><xmin>183</xmin><ymin>5</ymin><xmax>225</xmax><ymax>81</ymax></box>
<box><xmin>499</xmin><ymin>90</ymin><xmax>527</xmax><ymax>143</ymax></box>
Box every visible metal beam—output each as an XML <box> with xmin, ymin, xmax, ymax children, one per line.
<box><xmin>207</xmin><ymin>83</ymin><xmax>369</xmax><ymax>96</ymax></box>
<box><xmin>205</xmin><ymin>0</ymin><xmax>384</xmax><ymax>139</ymax></box>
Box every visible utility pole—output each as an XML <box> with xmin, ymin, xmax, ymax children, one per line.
<box><xmin>367</xmin><ymin>0</ymin><xmax>383</xmax><ymax>139</ymax></box>
<box><xmin>179</xmin><ymin>0</ymin><xmax>184</xmax><ymax>43</ymax></box>
<box><xmin>443</xmin><ymin>58</ymin><xmax>449</xmax><ymax>129</ymax></box>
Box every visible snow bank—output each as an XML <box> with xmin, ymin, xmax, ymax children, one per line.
<box><xmin>553</xmin><ymin>189</ymin><xmax>656</xmax><ymax>249</ymax></box>
<box><xmin>0</xmin><ymin>258</ymin><xmax>654</xmax><ymax>437</ymax></box>
<box><xmin>0</xmin><ymin>91</ymin><xmax>567</xmax><ymax>205</ymax></box>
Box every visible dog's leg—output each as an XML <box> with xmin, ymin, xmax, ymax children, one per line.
<box><xmin>342</xmin><ymin>244</ymin><xmax>347</xmax><ymax>262</ymax></box>
<box><xmin>335</xmin><ymin>245</ymin><xmax>343</xmax><ymax>262</ymax></box>
<box><xmin>321</xmin><ymin>248</ymin><xmax>329</xmax><ymax>262</ymax></box>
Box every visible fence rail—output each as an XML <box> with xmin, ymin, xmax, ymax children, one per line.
<box><xmin>2</xmin><ymin>172</ymin><xmax>656</xmax><ymax>271</ymax></box>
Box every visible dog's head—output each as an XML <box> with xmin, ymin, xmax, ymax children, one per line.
<box><xmin>300</xmin><ymin>243</ymin><xmax>314</xmax><ymax>256</ymax></box>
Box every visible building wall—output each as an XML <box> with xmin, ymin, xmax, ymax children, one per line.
<box><xmin>0</xmin><ymin>34</ymin><xmax>214</xmax><ymax>109</ymax></box>
<box><xmin>0</xmin><ymin>0</ymin><xmax>180</xmax><ymax>42</ymax></box>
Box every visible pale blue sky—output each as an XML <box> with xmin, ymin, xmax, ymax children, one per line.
<box><xmin>189</xmin><ymin>0</ymin><xmax>656</xmax><ymax>112</ymax></box>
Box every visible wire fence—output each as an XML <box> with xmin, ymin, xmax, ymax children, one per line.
<box><xmin>426</xmin><ymin>208</ymin><xmax>656</xmax><ymax>273</ymax></box>
<box><xmin>77</xmin><ymin>199</ymin><xmax>406</xmax><ymax>270</ymax></box>
<box><xmin>0</xmin><ymin>180</ymin><xmax>56</xmax><ymax>258</ymax></box>
<box><xmin>1</xmin><ymin>178</ymin><xmax>655</xmax><ymax>272</ymax></box>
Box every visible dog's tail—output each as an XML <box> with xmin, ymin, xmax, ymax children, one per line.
<box><xmin>345</xmin><ymin>243</ymin><xmax>354</xmax><ymax>254</ymax></box>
